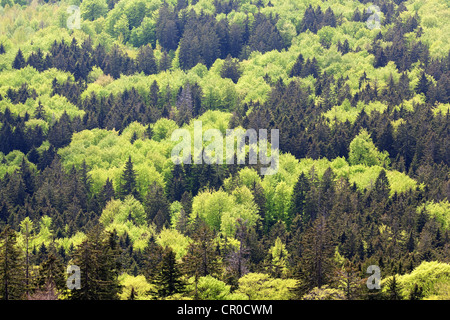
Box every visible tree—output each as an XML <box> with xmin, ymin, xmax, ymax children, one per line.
<box><xmin>290</xmin><ymin>172</ymin><xmax>310</xmax><ymax>226</ymax></box>
<box><xmin>386</xmin><ymin>274</ymin><xmax>403</xmax><ymax>300</ymax></box>
<box><xmin>220</xmin><ymin>56</ymin><xmax>241</xmax><ymax>84</ymax></box>
<box><xmin>186</xmin><ymin>275</ymin><xmax>238</xmax><ymax>300</ymax></box>
<box><xmin>98</xmin><ymin>178</ymin><xmax>115</xmax><ymax>209</ymax></box>
<box><xmin>372</xmin><ymin>169</ymin><xmax>390</xmax><ymax>203</ymax></box>
<box><xmin>156</xmin><ymin>5</ymin><xmax>179</xmax><ymax>52</ymax></box>
<box><xmin>36</xmin><ymin>253</ymin><xmax>66</xmax><ymax>296</ymax></box>
<box><xmin>415</xmin><ymin>72</ymin><xmax>430</xmax><ymax>95</ymax></box>
<box><xmin>0</xmin><ymin>226</ymin><xmax>24</xmax><ymax>300</ymax></box>
<box><xmin>235</xmin><ymin>273</ymin><xmax>296</xmax><ymax>300</ymax></box>
<box><xmin>154</xmin><ymin>246</ymin><xmax>185</xmax><ymax>298</ymax></box>
<box><xmin>290</xmin><ymin>53</ymin><xmax>304</xmax><ymax>77</ymax></box>
<box><xmin>224</xmin><ymin>219</ymin><xmax>250</xmax><ymax>287</ymax></box>
<box><xmin>142</xmin><ymin>236</ymin><xmax>164</xmax><ymax>281</ymax></box>
<box><xmin>158</xmin><ymin>50</ymin><xmax>172</xmax><ymax>72</ymax></box>
<box><xmin>332</xmin><ymin>260</ymin><xmax>365</xmax><ymax>300</ymax></box>
<box><xmin>300</xmin><ymin>215</ymin><xmax>336</xmax><ymax>291</ymax></box>
<box><xmin>34</xmin><ymin>101</ymin><xmax>46</xmax><ymax>120</ymax></box>
<box><xmin>69</xmin><ymin>226</ymin><xmax>121</xmax><ymax>300</ymax></box>
<box><xmin>12</xmin><ymin>49</ymin><xmax>26</xmax><ymax>69</ymax></box>
<box><xmin>19</xmin><ymin>218</ymin><xmax>34</xmax><ymax>295</ymax></box>
<box><xmin>183</xmin><ymin>223</ymin><xmax>220</xmax><ymax>280</ymax></box>
<box><xmin>80</xmin><ymin>0</ymin><xmax>108</xmax><ymax>21</ymax></box>
<box><xmin>136</xmin><ymin>45</ymin><xmax>157</xmax><ymax>76</ymax></box>
<box><xmin>119</xmin><ymin>156</ymin><xmax>140</xmax><ymax>200</ymax></box>
<box><xmin>267</xmin><ymin>237</ymin><xmax>289</xmax><ymax>278</ymax></box>
<box><xmin>349</xmin><ymin>129</ymin><xmax>390</xmax><ymax>167</ymax></box>
<box><xmin>144</xmin><ymin>182</ymin><xmax>170</xmax><ymax>228</ymax></box>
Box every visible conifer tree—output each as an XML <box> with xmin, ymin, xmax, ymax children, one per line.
<box><xmin>386</xmin><ymin>274</ymin><xmax>403</xmax><ymax>300</ymax></box>
<box><xmin>0</xmin><ymin>226</ymin><xmax>24</xmax><ymax>300</ymax></box>
<box><xmin>182</xmin><ymin>222</ymin><xmax>220</xmax><ymax>279</ymax></box>
<box><xmin>34</xmin><ymin>101</ymin><xmax>46</xmax><ymax>120</ymax></box>
<box><xmin>220</xmin><ymin>55</ymin><xmax>242</xmax><ymax>84</ymax></box>
<box><xmin>69</xmin><ymin>226</ymin><xmax>121</xmax><ymax>300</ymax></box>
<box><xmin>289</xmin><ymin>53</ymin><xmax>304</xmax><ymax>77</ymax></box>
<box><xmin>154</xmin><ymin>247</ymin><xmax>185</xmax><ymax>298</ymax></box>
<box><xmin>290</xmin><ymin>172</ymin><xmax>310</xmax><ymax>225</ymax></box>
<box><xmin>300</xmin><ymin>215</ymin><xmax>335</xmax><ymax>290</ymax></box>
<box><xmin>119</xmin><ymin>156</ymin><xmax>140</xmax><ymax>201</ymax></box>
<box><xmin>37</xmin><ymin>253</ymin><xmax>66</xmax><ymax>293</ymax></box>
<box><xmin>136</xmin><ymin>45</ymin><xmax>157</xmax><ymax>76</ymax></box>
<box><xmin>12</xmin><ymin>49</ymin><xmax>26</xmax><ymax>69</ymax></box>
<box><xmin>144</xmin><ymin>182</ymin><xmax>170</xmax><ymax>225</ymax></box>
<box><xmin>415</xmin><ymin>72</ymin><xmax>430</xmax><ymax>95</ymax></box>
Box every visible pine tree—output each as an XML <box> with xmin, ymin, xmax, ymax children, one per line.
<box><xmin>332</xmin><ymin>260</ymin><xmax>365</xmax><ymax>300</ymax></box>
<box><xmin>386</xmin><ymin>274</ymin><xmax>403</xmax><ymax>300</ymax></box>
<box><xmin>12</xmin><ymin>49</ymin><xmax>26</xmax><ymax>69</ymax></box>
<box><xmin>144</xmin><ymin>182</ymin><xmax>170</xmax><ymax>225</ymax></box>
<box><xmin>176</xmin><ymin>208</ymin><xmax>189</xmax><ymax>235</ymax></box>
<box><xmin>154</xmin><ymin>247</ymin><xmax>185</xmax><ymax>298</ymax></box>
<box><xmin>220</xmin><ymin>55</ymin><xmax>242</xmax><ymax>84</ymax></box>
<box><xmin>143</xmin><ymin>236</ymin><xmax>164</xmax><ymax>281</ymax></box>
<box><xmin>69</xmin><ymin>226</ymin><xmax>121</xmax><ymax>300</ymax></box>
<box><xmin>415</xmin><ymin>72</ymin><xmax>430</xmax><ymax>95</ymax></box>
<box><xmin>158</xmin><ymin>50</ymin><xmax>172</xmax><ymax>72</ymax></box>
<box><xmin>372</xmin><ymin>169</ymin><xmax>390</xmax><ymax>204</ymax></box>
<box><xmin>0</xmin><ymin>226</ymin><xmax>24</xmax><ymax>300</ymax></box>
<box><xmin>19</xmin><ymin>218</ymin><xmax>34</xmax><ymax>296</ymax></box>
<box><xmin>149</xmin><ymin>80</ymin><xmax>160</xmax><ymax>107</ymax></box>
<box><xmin>34</xmin><ymin>101</ymin><xmax>46</xmax><ymax>120</ymax></box>
<box><xmin>182</xmin><ymin>223</ymin><xmax>220</xmax><ymax>279</ymax></box>
<box><xmin>290</xmin><ymin>172</ymin><xmax>310</xmax><ymax>225</ymax></box>
<box><xmin>136</xmin><ymin>45</ymin><xmax>157</xmax><ymax>76</ymax></box>
<box><xmin>300</xmin><ymin>215</ymin><xmax>335</xmax><ymax>290</ymax></box>
<box><xmin>289</xmin><ymin>53</ymin><xmax>304</xmax><ymax>77</ymax></box>
<box><xmin>119</xmin><ymin>156</ymin><xmax>140</xmax><ymax>200</ymax></box>
<box><xmin>37</xmin><ymin>253</ymin><xmax>66</xmax><ymax>293</ymax></box>
<box><xmin>225</xmin><ymin>219</ymin><xmax>250</xmax><ymax>286</ymax></box>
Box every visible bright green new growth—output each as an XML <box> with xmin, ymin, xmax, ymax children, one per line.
<box><xmin>348</xmin><ymin>129</ymin><xmax>390</xmax><ymax>167</ymax></box>
<box><xmin>382</xmin><ymin>261</ymin><xmax>450</xmax><ymax>299</ymax></box>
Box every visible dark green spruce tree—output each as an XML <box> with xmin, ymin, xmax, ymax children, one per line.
<box><xmin>119</xmin><ymin>156</ymin><xmax>140</xmax><ymax>200</ymax></box>
<box><xmin>153</xmin><ymin>247</ymin><xmax>185</xmax><ymax>299</ymax></box>
<box><xmin>0</xmin><ymin>226</ymin><xmax>24</xmax><ymax>300</ymax></box>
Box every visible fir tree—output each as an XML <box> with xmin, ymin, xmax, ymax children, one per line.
<box><xmin>0</xmin><ymin>226</ymin><xmax>24</xmax><ymax>300</ymax></box>
<box><xmin>220</xmin><ymin>55</ymin><xmax>242</xmax><ymax>84</ymax></box>
<box><xmin>12</xmin><ymin>49</ymin><xmax>26</xmax><ymax>69</ymax></box>
<box><xmin>154</xmin><ymin>247</ymin><xmax>185</xmax><ymax>298</ymax></box>
<box><xmin>119</xmin><ymin>156</ymin><xmax>140</xmax><ymax>200</ymax></box>
<box><xmin>386</xmin><ymin>274</ymin><xmax>403</xmax><ymax>300</ymax></box>
<box><xmin>69</xmin><ymin>226</ymin><xmax>121</xmax><ymax>300</ymax></box>
<box><xmin>136</xmin><ymin>45</ymin><xmax>157</xmax><ymax>76</ymax></box>
<box><xmin>300</xmin><ymin>215</ymin><xmax>335</xmax><ymax>290</ymax></box>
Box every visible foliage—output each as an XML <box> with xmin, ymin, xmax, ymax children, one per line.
<box><xmin>0</xmin><ymin>0</ymin><xmax>449</xmax><ymax>301</ymax></box>
<box><xmin>118</xmin><ymin>273</ymin><xmax>154</xmax><ymax>300</ymax></box>
<box><xmin>382</xmin><ymin>261</ymin><xmax>450</xmax><ymax>300</ymax></box>
<box><xmin>186</xmin><ymin>275</ymin><xmax>247</xmax><ymax>300</ymax></box>
<box><xmin>235</xmin><ymin>273</ymin><xmax>296</xmax><ymax>300</ymax></box>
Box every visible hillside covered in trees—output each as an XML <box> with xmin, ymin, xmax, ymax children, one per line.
<box><xmin>0</xmin><ymin>0</ymin><xmax>449</xmax><ymax>300</ymax></box>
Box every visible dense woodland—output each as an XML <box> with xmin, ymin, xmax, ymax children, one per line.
<box><xmin>0</xmin><ymin>0</ymin><xmax>449</xmax><ymax>300</ymax></box>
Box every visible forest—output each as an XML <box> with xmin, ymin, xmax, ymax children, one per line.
<box><xmin>0</xmin><ymin>0</ymin><xmax>449</xmax><ymax>301</ymax></box>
